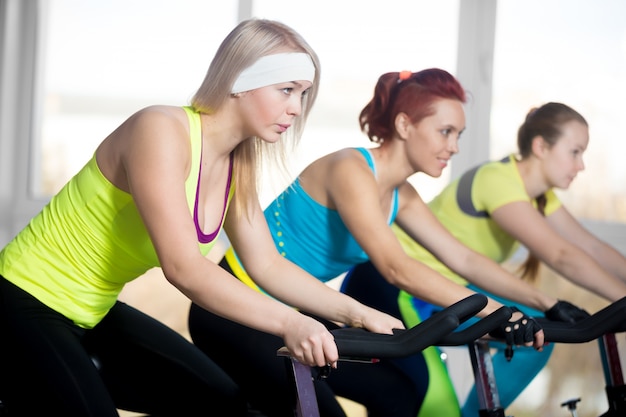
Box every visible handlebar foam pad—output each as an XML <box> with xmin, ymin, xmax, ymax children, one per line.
<box><xmin>331</xmin><ymin>293</ymin><xmax>488</xmax><ymax>358</ymax></box>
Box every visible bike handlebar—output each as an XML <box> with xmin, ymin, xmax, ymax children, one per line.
<box><xmin>435</xmin><ymin>296</ymin><xmax>626</xmax><ymax>347</ymax></box>
<box><xmin>437</xmin><ymin>305</ymin><xmax>513</xmax><ymax>346</ymax></box>
<box><xmin>330</xmin><ymin>293</ymin><xmax>488</xmax><ymax>359</ymax></box>
<box><xmin>537</xmin><ymin>295</ymin><xmax>626</xmax><ymax>343</ymax></box>
<box><xmin>280</xmin><ymin>295</ymin><xmax>626</xmax><ymax>363</ymax></box>
<box><xmin>330</xmin><ymin>295</ymin><xmax>626</xmax><ymax>359</ymax></box>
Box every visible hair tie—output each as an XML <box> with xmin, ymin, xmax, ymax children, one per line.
<box><xmin>398</xmin><ymin>70</ymin><xmax>412</xmax><ymax>83</ymax></box>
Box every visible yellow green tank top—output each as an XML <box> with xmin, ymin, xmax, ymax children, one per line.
<box><xmin>394</xmin><ymin>154</ymin><xmax>561</xmax><ymax>285</ymax></box>
<box><xmin>0</xmin><ymin>106</ymin><xmax>233</xmax><ymax>328</ymax></box>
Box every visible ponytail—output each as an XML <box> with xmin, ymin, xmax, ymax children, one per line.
<box><xmin>517</xmin><ymin>194</ymin><xmax>547</xmax><ymax>282</ymax></box>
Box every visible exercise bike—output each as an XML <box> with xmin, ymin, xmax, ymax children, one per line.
<box><xmin>280</xmin><ymin>295</ymin><xmax>626</xmax><ymax>417</ymax></box>
<box><xmin>278</xmin><ymin>293</ymin><xmax>513</xmax><ymax>417</ymax></box>
<box><xmin>437</xmin><ymin>296</ymin><xmax>626</xmax><ymax>417</ymax></box>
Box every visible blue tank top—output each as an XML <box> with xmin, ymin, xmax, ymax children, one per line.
<box><xmin>263</xmin><ymin>147</ymin><xmax>399</xmax><ymax>281</ymax></box>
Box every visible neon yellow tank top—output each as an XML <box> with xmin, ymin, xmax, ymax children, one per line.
<box><xmin>394</xmin><ymin>154</ymin><xmax>561</xmax><ymax>285</ymax></box>
<box><xmin>0</xmin><ymin>106</ymin><xmax>233</xmax><ymax>328</ymax></box>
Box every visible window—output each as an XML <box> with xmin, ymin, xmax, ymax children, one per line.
<box><xmin>490</xmin><ymin>2</ymin><xmax>626</xmax><ymax>415</ymax></box>
<box><xmin>491</xmin><ymin>0</ymin><xmax>626</xmax><ymax>223</ymax></box>
<box><xmin>39</xmin><ymin>0</ymin><xmax>460</xmax><ymax>205</ymax></box>
<box><xmin>251</xmin><ymin>0</ymin><xmax>460</xmax><ymax>203</ymax></box>
<box><xmin>39</xmin><ymin>0</ymin><xmax>238</xmax><ymax>195</ymax></box>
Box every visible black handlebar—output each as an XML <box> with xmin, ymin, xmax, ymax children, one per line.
<box><xmin>431</xmin><ymin>295</ymin><xmax>626</xmax><ymax>347</ymax></box>
<box><xmin>436</xmin><ymin>296</ymin><xmax>626</xmax><ymax>347</ymax></box>
<box><xmin>330</xmin><ymin>293</ymin><xmax>488</xmax><ymax>359</ymax></box>
<box><xmin>281</xmin><ymin>295</ymin><xmax>626</xmax><ymax>363</ymax></box>
<box><xmin>437</xmin><ymin>305</ymin><xmax>513</xmax><ymax>346</ymax></box>
<box><xmin>330</xmin><ymin>294</ymin><xmax>626</xmax><ymax>360</ymax></box>
<box><xmin>537</xmin><ymin>295</ymin><xmax>626</xmax><ymax>343</ymax></box>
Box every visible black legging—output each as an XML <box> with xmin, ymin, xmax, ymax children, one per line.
<box><xmin>187</xmin><ymin>258</ymin><xmax>423</xmax><ymax>417</ymax></box>
<box><xmin>0</xmin><ymin>276</ymin><xmax>248</xmax><ymax>417</ymax></box>
<box><xmin>341</xmin><ymin>261</ymin><xmax>432</xmax><ymax>410</ymax></box>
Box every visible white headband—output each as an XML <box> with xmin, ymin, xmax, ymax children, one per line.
<box><xmin>231</xmin><ymin>52</ymin><xmax>315</xmax><ymax>94</ymax></box>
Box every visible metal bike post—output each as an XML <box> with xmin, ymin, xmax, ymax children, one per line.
<box><xmin>291</xmin><ymin>358</ymin><xmax>320</xmax><ymax>417</ymax></box>
<box><xmin>468</xmin><ymin>340</ymin><xmax>506</xmax><ymax>417</ymax></box>
<box><xmin>282</xmin><ymin>354</ymin><xmax>320</xmax><ymax>417</ymax></box>
<box><xmin>599</xmin><ymin>333</ymin><xmax>626</xmax><ymax>417</ymax></box>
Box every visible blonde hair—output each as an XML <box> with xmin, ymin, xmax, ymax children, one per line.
<box><xmin>191</xmin><ymin>19</ymin><xmax>321</xmax><ymax>219</ymax></box>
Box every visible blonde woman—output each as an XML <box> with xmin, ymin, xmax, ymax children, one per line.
<box><xmin>0</xmin><ymin>19</ymin><xmax>403</xmax><ymax>417</ymax></box>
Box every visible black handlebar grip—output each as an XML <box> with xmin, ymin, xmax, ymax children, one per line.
<box><xmin>331</xmin><ymin>293</ymin><xmax>489</xmax><ymax>359</ymax></box>
<box><xmin>537</xmin><ymin>295</ymin><xmax>626</xmax><ymax>343</ymax></box>
<box><xmin>332</xmin><ymin>311</ymin><xmax>459</xmax><ymax>359</ymax></box>
<box><xmin>436</xmin><ymin>293</ymin><xmax>489</xmax><ymax>324</ymax></box>
<box><xmin>438</xmin><ymin>305</ymin><xmax>513</xmax><ymax>346</ymax></box>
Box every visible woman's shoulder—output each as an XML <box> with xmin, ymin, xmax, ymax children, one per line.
<box><xmin>329</xmin><ymin>147</ymin><xmax>368</xmax><ymax>158</ymax></box>
<box><xmin>130</xmin><ymin>105</ymin><xmax>188</xmax><ymax>125</ymax></box>
<box><xmin>119</xmin><ymin>105</ymin><xmax>190</xmax><ymax>141</ymax></box>
<box><xmin>479</xmin><ymin>154</ymin><xmax>512</xmax><ymax>170</ymax></box>
<box><xmin>469</xmin><ymin>157</ymin><xmax>522</xmax><ymax>198</ymax></box>
<box><xmin>299</xmin><ymin>147</ymin><xmax>373</xmax><ymax>195</ymax></box>
<box><xmin>106</xmin><ymin>105</ymin><xmax>192</xmax><ymax>163</ymax></box>
<box><xmin>328</xmin><ymin>147</ymin><xmax>379</xmax><ymax>166</ymax></box>
<box><xmin>475</xmin><ymin>156</ymin><xmax>517</xmax><ymax>179</ymax></box>
<box><xmin>308</xmin><ymin>147</ymin><xmax>368</xmax><ymax>168</ymax></box>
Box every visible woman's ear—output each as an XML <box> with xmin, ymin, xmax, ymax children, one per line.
<box><xmin>531</xmin><ymin>135</ymin><xmax>548</xmax><ymax>158</ymax></box>
<box><xmin>394</xmin><ymin>112</ymin><xmax>411</xmax><ymax>140</ymax></box>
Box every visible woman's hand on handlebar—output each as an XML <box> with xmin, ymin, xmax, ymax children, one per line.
<box><xmin>283</xmin><ymin>315</ymin><xmax>339</xmax><ymax>368</ymax></box>
<box><xmin>352</xmin><ymin>305</ymin><xmax>406</xmax><ymax>335</ymax></box>
<box><xmin>489</xmin><ymin>307</ymin><xmax>544</xmax><ymax>350</ymax></box>
<box><xmin>282</xmin><ymin>304</ymin><xmax>403</xmax><ymax>368</ymax></box>
<box><xmin>544</xmin><ymin>300</ymin><xmax>591</xmax><ymax>324</ymax></box>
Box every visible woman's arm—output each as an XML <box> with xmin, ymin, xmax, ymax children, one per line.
<box><xmin>112</xmin><ymin>107</ymin><xmax>338</xmax><ymax>367</ymax></box>
<box><xmin>224</xmin><ymin>195</ymin><xmax>405</xmax><ymax>335</ymax></box>
<box><xmin>394</xmin><ymin>185</ymin><xmax>557</xmax><ymax>313</ymax></box>
<box><xmin>493</xmin><ymin>201</ymin><xmax>626</xmax><ymax>302</ymax></box>
<box><xmin>306</xmin><ymin>151</ymin><xmax>543</xmax><ymax>348</ymax></box>
<box><xmin>325</xmin><ymin>154</ymin><xmax>507</xmax><ymax>318</ymax></box>
<box><xmin>549</xmin><ymin>207</ymin><xmax>626</xmax><ymax>283</ymax></box>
